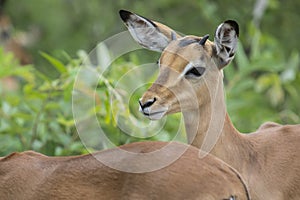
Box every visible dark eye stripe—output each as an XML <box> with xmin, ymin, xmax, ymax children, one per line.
<box><xmin>185</xmin><ymin>66</ymin><xmax>206</xmax><ymax>78</ymax></box>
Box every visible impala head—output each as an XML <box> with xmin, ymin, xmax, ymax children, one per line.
<box><xmin>119</xmin><ymin>10</ymin><xmax>239</xmax><ymax>120</ymax></box>
<box><xmin>0</xmin><ymin>14</ymin><xmax>11</xmax><ymax>43</ymax></box>
<box><xmin>0</xmin><ymin>0</ymin><xmax>10</xmax><ymax>44</ymax></box>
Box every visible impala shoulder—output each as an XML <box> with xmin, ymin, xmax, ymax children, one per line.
<box><xmin>279</xmin><ymin>124</ymin><xmax>300</xmax><ymax>135</ymax></box>
<box><xmin>258</xmin><ymin>122</ymin><xmax>282</xmax><ymax>130</ymax></box>
<box><xmin>263</xmin><ymin>123</ymin><xmax>299</xmax><ymax>133</ymax></box>
<box><xmin>0</xmin><ymin>150</ymin><xmax>46</xmax><ymax>162</ymax></box>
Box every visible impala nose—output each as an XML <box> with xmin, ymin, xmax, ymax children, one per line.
<box><xmin>139</xmin><ymin>97</ymin><xmax>157</xmax><ymax>112</ymax></box>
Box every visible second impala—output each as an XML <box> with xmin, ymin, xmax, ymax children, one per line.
<box><xmin>120</xmin><ymin>9</ymin><xmax>300</xmax><ymax>200</ymax></box>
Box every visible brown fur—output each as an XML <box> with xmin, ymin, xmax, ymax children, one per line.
<box><xmin>0</xmin><ymin>141</ymin><xmax>250</xmax><ymax>200</ymax></box>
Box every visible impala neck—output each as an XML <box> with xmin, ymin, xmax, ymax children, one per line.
<box><xmin>182</xmin><ymin>80</ymin><xmax>253</xmax><ymax>171</ymax></box>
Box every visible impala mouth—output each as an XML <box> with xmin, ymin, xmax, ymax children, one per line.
<box><xmin>139</xmin><ymin>107</ymin><xmax>168</xmax><ymax>120</ymax></box>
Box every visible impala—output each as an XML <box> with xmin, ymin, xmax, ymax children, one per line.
<box><xmin>119</xmin><ymin>10</ymin><xmax>300</xmax><ymax>200</ymax></box>
<box><xmin>0</xmin><ymin>0</ymin><xmax>32</xmax><ymax>91</ymax></box>
<box><xmin>0</xmin><ymin>141</ymin><xmax>250</xmax><ymax>200</ymax></box>
<box><xmin>0</xmin><ymin>13</ymin><xmax>32</xmax><ymax>65</ymax></box>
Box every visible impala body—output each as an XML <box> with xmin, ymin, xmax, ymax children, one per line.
<box><xmin>119</xmin><ymin>10</ymin><xmax>300</xmax><ymax>200</ymax></box>
<box><xmin>0</xmin><ymin>141</ymin><xmax>249</xmax><ymax>200</ymax></box>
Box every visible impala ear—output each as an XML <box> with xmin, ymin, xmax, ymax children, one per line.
<box><xmin>119</xmin><ymin>10</ymin><xmax>181</xmax><ymax>52</ymax></box>
<box><xmin>214</xmin><ymin>20</ymin><xmax>239</xmax><ymax>69</ymax></box>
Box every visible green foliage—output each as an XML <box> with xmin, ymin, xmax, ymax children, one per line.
<box><xmin>0</xmin><ymin>50</ymin><xmax>84</xmax><ymax>156</ymax></box>
<box><xmin>0</xmin><ymin>48</ymin><xmax>185</xmax><ymax>156</ymax></box>
<box><xmin>1</xmin><ymin>1</ymin><xmax>299</xmax><ymax>156</ymax></box>
<box><xmin>1</xmin><ymin>29</ymin><xmax>299</xmax><ymax>156</ymax></box>
<box><xmin>6</xmin><ymin>0</ymin><xmax>300</xmax><ymax>64</ymax></box>
<box><xmin>226</xmin><ymin>29</ymin><xmax>300</xmax><ymax>132</ymax></box>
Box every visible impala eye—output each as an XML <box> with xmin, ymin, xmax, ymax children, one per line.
<box><xmin>185</xmin><ymin>66</ymin><xmax>206</xmax><ymax>78</ymax></box>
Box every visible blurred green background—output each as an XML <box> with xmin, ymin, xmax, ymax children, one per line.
<box><xmin>0</xmin><ymin>0</ymin><xmax>299</xmax><ymax>156</ymax></box>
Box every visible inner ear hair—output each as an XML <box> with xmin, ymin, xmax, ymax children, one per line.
<box><xmin>119</xmin><ymin>10</ymin><xmax>181</xmax><ymax>52</ymax></box>
<box><xmin>214</xmin><ymin>20</ymin><xmax>239</xmax><ymax>69</ymax></box>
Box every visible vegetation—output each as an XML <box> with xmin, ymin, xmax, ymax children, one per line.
<box><xmin>0</xmin><ymin>0</ymin><xmax>299</xmax><ymax>156</ymax></box>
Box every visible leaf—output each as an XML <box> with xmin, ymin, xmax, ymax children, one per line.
<box><xmin>281</xmin><ymin>51</ymin><xmax>299</xmax><ymax>83</ymax></box>
<box><xmin>96</xmin><ymin>43</ymin><xmax>111</xmax><ymax>72</ymax></box>
<box><xmin>235</xmin><ymin>43</ymin><xmax>250</xmax><ymax>71</ymax></box>
<box><xmin>256</xmin><ymin>73</ymin><xmax>279</xmax><ymax>92</ymax></box>
<box><xmin>57</xmin><ymin>116</ymin><xmax>75</xmax><ymax>127</ymax></box>
<box><xmin>40</xmin><ymin>52</ymin><xmax>67</xmax><ymax>74</ymax></box>
<box><xmin>268</xmin><ymin>83</ymin><xmax>284</xmax><ymax>106</ymax></box>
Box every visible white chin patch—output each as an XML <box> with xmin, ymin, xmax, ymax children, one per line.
<box><xmin>140</xmin><ymin>107</ymin><xmax>168</xmax><ymax>120</ymax></box>
<box><xmin>148</xmin><ymin>111</ymin><xmax>166</xmax><ymax>120</ymax></box>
